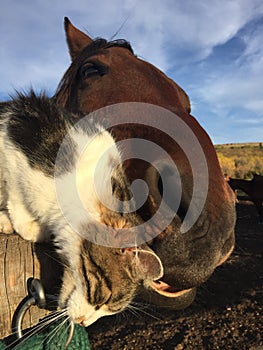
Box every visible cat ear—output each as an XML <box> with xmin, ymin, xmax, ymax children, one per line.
<box><xmin>123</xmin><ymin>246</ymin><xmax>164</xmax><ymax>281</ymax></box>
<box><xmin>64</xmin><ymin>17</ymin><xmax>93</xmax><ymax>61</ymax></box>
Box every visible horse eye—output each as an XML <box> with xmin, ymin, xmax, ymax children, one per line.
<box><xmin>80</xmin><ymin>63</ymin><xmax>108</xmax><ymax>79</ymax></box>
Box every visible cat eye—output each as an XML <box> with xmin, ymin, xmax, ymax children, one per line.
<box><xmin>79</xmin><ymin>61</ymin><xmax>108</xmax><ymax>79</ymax></box>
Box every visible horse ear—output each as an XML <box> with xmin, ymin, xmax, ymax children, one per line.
<box><xmin>64</xmin><ymin>17</ymin><xmax>93</xmax><ymax>61</ymax></box>
<box><xmin>123</xmin><ymin>246</ymin><xmax>164</xmax><ymax>282</ymax></box>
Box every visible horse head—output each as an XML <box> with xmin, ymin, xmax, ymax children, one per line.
<box><xmin>54</xmin><ymin>18</ymin><xmax>235</xmax><ymax>304</ymax></box>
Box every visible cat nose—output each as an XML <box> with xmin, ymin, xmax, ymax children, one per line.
<box><xmin>75</xmin><ymin>316</ymin><xmax>86</xmax><ymax>326</ymax></box>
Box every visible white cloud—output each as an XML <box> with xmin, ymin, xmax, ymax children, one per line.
<box><xmin>194</xmin><ymin>18</ymin><xmax>263</xmax><ymax>117</ymax></box>
<box><xmin>117</xmin><ymin>0</ymin><xmax>263</xmax><ymax>68</ymax></box>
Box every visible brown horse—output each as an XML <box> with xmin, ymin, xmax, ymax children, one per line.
<box><xmin>53</xmin><ymin>18</ymin><xmax>236</xmax><ymax>303</ymax></box>
<box><xmin>228</xmin><ymin>175</ymin><xmax>263</xmax><ymax>223</ymax></box>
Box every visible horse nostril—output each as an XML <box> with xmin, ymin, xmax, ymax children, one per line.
<box><xmin>157</xmin><ymin>166</ymin><xmax>188</xmax><ymax>221</ymax></box>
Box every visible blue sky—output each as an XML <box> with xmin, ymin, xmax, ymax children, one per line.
<box><xmin>0</xmin><ymin>0</ymin><xmax>263</xmax><ymax>144</ymax></box>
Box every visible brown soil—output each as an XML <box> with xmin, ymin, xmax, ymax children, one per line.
<box><xmin>88</xmin><ymin>200</ymin><xmax>263</xmax><ymax>350</ymax></box>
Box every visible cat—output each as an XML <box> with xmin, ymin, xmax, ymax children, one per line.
<box><xmin>0</xmin><ymin>91</ymin><xmax>163</xmax><ymax>327</ymax></box>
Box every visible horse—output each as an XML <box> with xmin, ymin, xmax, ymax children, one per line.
<box><xmin>228</xmin><ymin>175</ymin><xmax>263</xmax><ymax>223</ymax></box>
<box><xmin>53</xmin><ymin>18</ymin><xmax>236</xmax><ymax>305</ymax></box>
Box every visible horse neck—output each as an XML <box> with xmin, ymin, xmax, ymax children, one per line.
<box><xmin>230</xmin><ymin>179</ymin><xmax>251</xmax><ymax>194</ymax></box>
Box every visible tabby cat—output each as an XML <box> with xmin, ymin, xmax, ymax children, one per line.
<box><xmin>0</xmin><ymin>92</ymin><xmax>163</xmax><ymax>326</ymax></box>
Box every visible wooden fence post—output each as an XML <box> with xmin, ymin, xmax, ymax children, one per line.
<box><xmin>0</xmin><ymin>233</ymin><xmax>63</xmax><ymax>339</ymax></box>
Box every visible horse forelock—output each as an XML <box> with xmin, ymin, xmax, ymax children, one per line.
<box><xmin>54</xmin><ymin>37</ymin><xmax>133</xmax><ymax>110</ymax></box>
<box><xmin>88</xmin><ymin>38</ymin><xmax>133</xmax><ymax>55</ymax></box>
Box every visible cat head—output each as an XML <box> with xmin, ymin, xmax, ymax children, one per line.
<box><xmin>59</xmin><ymin>242</ymin><xmax>163</xmax><ymax>326</ymax></box>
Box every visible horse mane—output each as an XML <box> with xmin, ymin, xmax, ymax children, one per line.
<box><xmin>53</xmin><ymin>38</ymin><xmax>133</xmax><ymax>110</ymax></box>
<box><xmin>82</xmin><ymin>37</ymin><xmax>133</xmax><ymax>56</ymax></box>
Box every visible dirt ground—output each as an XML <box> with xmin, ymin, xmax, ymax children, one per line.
<box><xmin>88</xmin><ymin>200</ymin><xmax>263</xmax><ymax>350</ymax></box>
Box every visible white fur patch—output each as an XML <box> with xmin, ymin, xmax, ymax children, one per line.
<box><xmin>75</xmin><ymin>129</ymin><xmax>121</xmax><ymax>216</ymax></box>
<box><xmin>0</xmin><ymin>134</ymin><xmax>58</xmax><ymax>241</ymax></box>
<box><xmin>55</xmin><ymin>126</ymin><xmax>123</xmax><ymax>237</ymax></box>
<box><xmin>66</xmin><ymin>285</ymin><xmax>113</xmax><ymax>327</ymax></box>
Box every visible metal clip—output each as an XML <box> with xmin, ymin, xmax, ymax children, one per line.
<box><xmin>12</xmin><ymin>278</ymin><xmax>75</xmax><ymax>348</ymax></box>
<box><xmin>27</xmin><ymin>278</ymin><xmax>46</xmax><ymax>309</ymax></box>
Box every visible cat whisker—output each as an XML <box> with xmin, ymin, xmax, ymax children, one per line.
<box><xmin>44</xmin><ymin>313</ymin><xmax>71</xmax><ymax>346</ymax></box>
<box><xmin>45</xmin><ymin>295</ymin><xmax>60</xmax><ymax>309</ymax></box>
<box><xmin>19</xmin><ymin>311</ymin><xmax>67</xmax><ymax>346</ymax></box>
<box><xmin>43</xmin><ymin>251</ymin><xmax>74</xmax><ymax>273</ymax></box>
<box><xmin>125</xmin><ymin>305</ymin><xmax>143</xmax><ymax>320</ymax></box>
<box><xmin>128</xmin><ymin>301</ymin><xmax>163</xmax><ymax>321</ymax></box>
<box><xmin>5</xmin><ymin>309</ymin><xmax>68</xmax><ymax>350</ymax></box>
<box><xmin>22</xmin><ymin>311</ymin><xmax>68</xmax><ymax>347</ymax></box>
